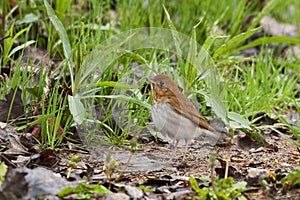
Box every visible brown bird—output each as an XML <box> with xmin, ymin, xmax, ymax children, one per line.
<box><xmin>148</xmin><ymin>74</ymin><xmax>228</xmax><ymax>160</ymax></box>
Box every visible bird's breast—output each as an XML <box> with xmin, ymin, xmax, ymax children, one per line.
<box><xmin>151</xmin><ymin>101</ymin><xmax>199</xmax><ymax>140</ymax></box>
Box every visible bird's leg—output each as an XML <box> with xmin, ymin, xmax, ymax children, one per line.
<box><xmin>174</xmin><ymin>139</ymin><xmax>179</xmax><ymax>150</ymax></box>
<box><xmin>182</xmin><ymin>139</ymin><xmax>190</xmax><ymax>161</ymax></box>
<box><xmin>168</xmin><ymin>139</ymin><xmax>179</xmax><ymax>162</ymax></box>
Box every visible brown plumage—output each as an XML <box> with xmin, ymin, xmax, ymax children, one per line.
<box><xmin>148</xmin><ymin>74</ymin><xmax>228</xmax><ymax>159</ymax></box>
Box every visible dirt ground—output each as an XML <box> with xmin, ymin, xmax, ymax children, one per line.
<box><xmin>1</xmin><ymin>121</ymin><xmax>300</xmax><ymax>199</ymax></box>
<box><xmin>71</xmin><ymin>128</ymin><xmax>300</xmax><ymax>199</ymax></box>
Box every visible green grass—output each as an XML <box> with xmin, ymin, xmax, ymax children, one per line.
<box><xmin>0</xmin><ymin>0</ymin><xmax>299</xmax><ymax>149</ymax></box>
<box><xmin>224</xmin><ymin>50</ymin><xmax>298</xmax><ymax>117</ymax></box>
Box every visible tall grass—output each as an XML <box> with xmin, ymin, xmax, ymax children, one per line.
<box><xmin>0</xmin><ymin>0</ymin><xmax>299</xmax><ymax>148</ymax></box>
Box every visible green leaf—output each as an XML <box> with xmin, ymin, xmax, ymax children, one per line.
<box><xmin>138</xmin><ymin>185</ymin><xmax>154</xmax><ymax>193</ymax></box>
<box><xmin>281</xmin><ymin>167</ymin><xmax>300</xmax><ymax>186</ymax></box>
<box><xmin>228</xmin><ymin>111</ymin><xmax>251</xmax><ymax>129</ymax></box>
<box><xmin>26</xmin><ymin>86</ymin><xmax>42</xmax><ymax>98</ymax></box>
<box><xmin>232</xmin><ymin>181</ymin><xmax>247</xmax><ymax>190</ymax></box>
<box><xmin>216</xmin><ymin>191</ymin><xmax>231</xmax><ymax>200</ymax></box>
<box><xmin>58</xmin><ymin>182</ymin><xmax>111</xmax><ymax>197</ymax></box>
<box><xmin>229</xmin><ymin>0</ymin><xmax>246</xmax><ymax>35</ymax></box>
<box><xmin>189</xmin><ymin>176</ymin><xmax>201</xmax><ymax>193</ymax></box>
<box><xmin>217</xmin><ymin>177</ymin><xmax>234</xmax><ymax>188</ymax></box>
<box><xmin>97</xmin><ymin>81</ymin><xmax>138</xmax><ymax>89</ymax></box>
<box><xmin>273</xmin><ymin>124</ymin><xmax>300</xmax><ymax>148</ymax></box>
<box><xmin>248</xmin><ymin>0</ymin><xmax>282</xmax><ymax>30</ymax></box>
<box><xmin>235</xmin><ymin>36</ymin><xmax>300</xmax><ymax>53</ymax></box>
<box><xmin>3</xmin><ymin>24</ymin><xmax>29</xmax><ymax>65</ymax></box>
<box><xmin>68</xmin><ymin>94</ymin><xmax>86</xmax><ymax>125</ymax></box>
<box><xmin>280</xmin><ymin>117</ymin><xmax>300</xmax><ymax>142</ymax></box>
<box><xmin>163</xmin><ymin>5</ymin><xmax>182</xmax><ymax>57</ymax></box>
<box><xmin>0</xmin><ymin>162</ymin><xmax>8</xmax><ymax>187</ymax></box>
<box><xmin>201</xmin><ymin>35</ymin><xmax>227</xmax><ymax>53</ymax></box>
<box><xmin>16</xmin><ymin>13</ymin><xmax>39</xmax><ymax>24</ymax></box>
<box><xmin>8</xmin><ymin>40</ymin><xmax>36</xmax><ymax>57</ymax></box>
<box><xmin>11</xmin><ymin>66</ymin><xmax>21</xmax><ymax>88</ymax></box>
<box><xmin>90</xmin><ymin>94</ymin><xmax>151</xmax><ymax>110</ymax></box>
<box><xmin>44</xmin><ymin>0</ymin><xmax>74</xmax><ymax>90</ymax></box>
<box><xmin>211</xmin><ymin>94</ymin><xmax>228</xmax><ymax>123</ymax></box>
<box><xmin>249</xmin><ymin>131</ymin><xmax>268</xmax><ymax>146</ymax></box>
<box><xmin>213</xmin><ymin>27</ymin><xmax>262</xmax><ymax>60</ymax></box>
<box><xmin>55</xmin><ymin>0</ymin><xmax>73</xmax><ymax>21</ymax></box>
<box><xmin>183</xmin><ymin>24</ymin><xmax>198</xmax><ymax>85</ymax></box>
<box><xmin>202</xmin><ymin>91</ymin><xmax>228</xmax><ymax>124</ymax></box>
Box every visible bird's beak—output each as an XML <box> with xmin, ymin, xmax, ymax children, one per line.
<box><xmin>146</xmin><ymin>76</ymin><xmax>155</xmax><ymax>84</ymax></box>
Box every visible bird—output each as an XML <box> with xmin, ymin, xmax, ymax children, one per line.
<box><xmin>147</xmin><ymin>74</ymin><xmax>229</xmax><ymax>160</ymax></box>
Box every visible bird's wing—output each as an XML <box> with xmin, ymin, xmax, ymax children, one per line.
<box><xmin>168</xmin><ymin>91</ymin><xmax>227</xmax><ymax>140</ymax></box>
<box><xmin>168</xmin><ymin>92</ymin><xmax>210</xmax><ymax>129</ymax></box>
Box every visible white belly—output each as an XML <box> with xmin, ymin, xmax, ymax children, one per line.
<box><xmin>151</xmin><ymin>102</ymin><xmax>201</xmax><ymax>141</ymax></box>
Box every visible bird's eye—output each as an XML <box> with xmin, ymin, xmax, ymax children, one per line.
<box><xmin>159</xmin><ymin>81</ymin><xmax>164</xmax><ymax>87</ymax></box>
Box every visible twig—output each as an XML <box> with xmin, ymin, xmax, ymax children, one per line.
<box><xmin>224</xmin><ymin>129</ymin><xmax>234</xmax><ymax>178</ymax></box>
